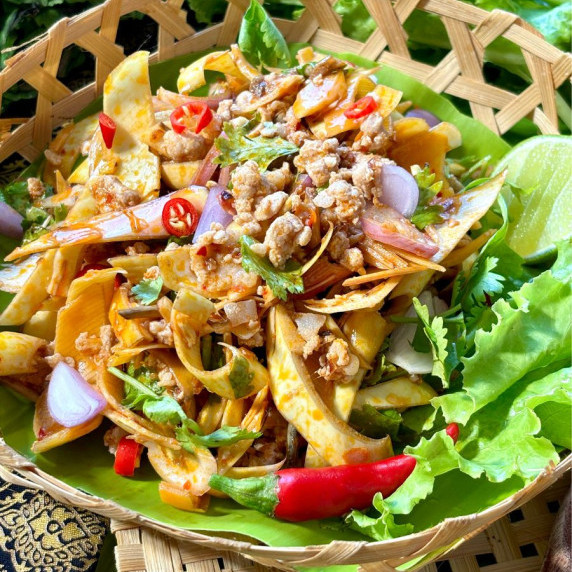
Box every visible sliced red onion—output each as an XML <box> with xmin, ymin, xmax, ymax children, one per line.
<box><xmin>0</xmin><ymin>202</ymin><xmax>24</xmax><ymax>239</ymax></box>
<box><xmin>405</xmin><ymin>108</ymin><xmax>440</xmax><ymax>128</ymax></box>
<box><xmin>218</xmin><ymin>166</ymin><xmax>231</xmax><ymax>188</ymax></box>
<box><xmin>361</xmin><ymin>204</ymin><xmax>439</xmax><ymax>258</ymax></box>
<box><xmin>193</xmin><ymin>184</ymin><xmax>234</xmax><ymax>243</ymax></box>
<box><xmin>378</xmin><ymin>165</ymin><xmax>419</xmax><ymax>218</ymax></box>
<box><xmin>47</xmin><ymin>362</ymin><xmax>106</xmax><ymax>427</ymax></box>
<box><xmin>191</xmin><ymin>144</ymin><xmax>220</xmax><ymax>186</ymax></box>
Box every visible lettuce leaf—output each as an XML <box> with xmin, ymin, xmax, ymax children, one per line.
<box><xmin>436</xmin><ymin>240</ymin><xmax>572</xmax><ymax>424</ymax></box>
<box><xmin>347</xmin><ymin>363</ymin><xmax>567</xmax><ymax>540</ymax></box>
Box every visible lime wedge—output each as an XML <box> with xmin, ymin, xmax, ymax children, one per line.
<box><xmin>492</xmin><ymin>135</ymin><xmax>572</xmax><ymax>263</ymax></box>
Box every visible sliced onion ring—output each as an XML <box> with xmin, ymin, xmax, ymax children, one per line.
<box><xmin>192</xmin><ymin>184</ymin><xmax>233</xmax><ymax>243</ymax></box>
<box><xmin>378</xmin><ymin>164</ymin><xmax>419</xmax><ymax>218</ymax></box>
<box><xmin>0</xmin><ymin>202</ymin><xmax>24</xmax><ymax>239</ymax></box>
<box><xmin>405</xmin><ymin>108</ymin><xmax>440</xmax><ymax>128</ymax></box>
<box><xmin>361</xmin><ymin>204</ymin><xmax>439</xmax><ymax>258</ymax></box>
<box><xmin>47</xmin><ymin>362</ymin><xmax>106</xmax><ymax>427</ymax></box>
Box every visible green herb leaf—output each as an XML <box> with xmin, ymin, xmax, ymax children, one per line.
<box><xmin>411</xmin><ymin>166</ymin><xmax>445</xmax><ymax>230</ymax></box>
<box><xmin>0</xmin><ymin>180</ymin><xmax>32</xmax><ymax>215</ymax></box>
<box><xmin>238</xmin><ymin>0</ymin><xmax>291</xmax><ymax>69</ymax></box>
<box><xmin>239</xmin><ymin>235</ymin><xmax>304</xmax><ymax>301</ymax></box>
<box><xmin>132</xmin><ymin>276</ymin><xmax>163</xmax><ymax>306</ymax></box>
<box><xmin>412</xmin><ymin>298</ymin><xmax>450</xmax><ymax>386</ymax></box>
<box><xmin>214</xmin><ymin>117</ymin><xmax>298</xmax><ymax>171</ymax></box>
<box><xmin>176</xmin><ymin>419</ymin><xmax>261</xmax><ymax>453</ymax></box>
<box><xmin>109</xmin><ymin>366</ymin><xmax>186</xmax><ymax>426</ymax></box>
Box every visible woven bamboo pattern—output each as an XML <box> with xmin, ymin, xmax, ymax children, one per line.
<box><xmin>0</xmin><ymin>0</ymin><xmax>571</xmax><ymax>569</ymax></box>
<box><xmin>0</xmin><ymin>0</ymin><xmax>571</xmax><ymax>165</ymax></box>
<box><xmin>111</xmin><ymin>473</ymin><xmax>570</xmax><ymax>572</ymax></box>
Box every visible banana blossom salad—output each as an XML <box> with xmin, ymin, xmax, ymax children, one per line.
<box><xmin>1</xmin><ymin>6</ymin><xmax>567</xmax><ymax>533</ymax></box>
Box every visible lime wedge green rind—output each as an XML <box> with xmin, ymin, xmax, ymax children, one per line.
<box><xmin>493</xmin><ymin>135</ymin><xmax>572</xmax><ymax>263</ymax></box>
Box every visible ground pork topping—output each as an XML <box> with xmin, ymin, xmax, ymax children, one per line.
<box><xmin>352</xmin><ymin>154</ymin><xmax>394</xmax><ymax>202</ymax></box>
<box><xmin>313</xmin><ymin>180</ymin><xmax>365</xmax><ymax>226</ymax></box>
<box><xmin>154</xmin><ymin>129</ymin><xmax>210</xmax><ymax>162</ymax></box>
<box><xmin>318</xmin><ymin>338</ymin><xmax>360</xmax><ymax>382</ymax></box>
<box><xmin>352</xmin><ymin>112</ymin><xmax>393</xmax><ymax>154</ymax></box>
<box><xmin>27</xmin><ymin>177</ymin><xmax>45</xmax><ymax>200</ymax></box>
<box><xmin>254</xmin><ymin>191</ymin><xmax>288</xmax><ymax>221</ymax></box>
<box><xmin>149</xmin><ymin>319</ymin><xmax>174</xmax><ymax>345</ymax></box>
<box><xmin>294</xmin><ymin>138</ymin><xmax>341</xmax><ymax>187</ymax></box>
<box><xmin>294</xmin><ymin>312</ymin><xmax>327</xmax><ymax>358</ymax></box>
<box><xmin>262</xmin><ymin>212</ymin><xmax>312</xmax><ymax>268</ymax></box>
<box><xmin>86</xmin><ymin>175</ymin><xmax>141</xmax><ymax>213</ymax></box>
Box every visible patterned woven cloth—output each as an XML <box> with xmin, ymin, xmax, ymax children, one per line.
<box><xmin>0</xmin><ymin>478</ymin><xmax>108</xmax><ymax>572</ymax></box>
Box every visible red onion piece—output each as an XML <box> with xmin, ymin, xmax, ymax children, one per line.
<box><xmin>191</xmin><ymin>144</ymin><xmax>220</xmax><ymax>186</ymax></box>
<box><xmin>218</xmin><ymin>166</ymin><xmax>231</xmax><ymax>188</ymax></box>
<box><xmin>0</xmin><ymin>202</ymin><xmax>24</xmax><ymax>239</ymax></box>
<box><xmin>361</xmin><ymin>204</ymin><xmax>439</xmax><ymax>258</ymax></box>
<box><xmin>378</xmin><ymin>165</ymin><xmax>419</xmax><ymax>218</ymax></box>
<box><xmin>193</xmin><ymin>184</ymin><xmax>234</xmax><ymax>243</ymax></box>
<box><xmin>47</xmin><ymin>362</ymin><xmax>106</xmax><ymax>427</ymax></box>
<box><xmin>405</xmin><ymin>108</ymin><xmax>440</xmax><ymax>128</ymax></box>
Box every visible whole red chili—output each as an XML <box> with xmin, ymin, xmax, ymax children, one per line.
<box><xmin>162</xmin><ymin>197</ymin><xmax>198</xmax><ymax>237</ymax></box>
<box><xmin>170</xmin><ymin>102</ymin><xmax>213</xmax><ymax>134</ymax></box>
<box><xmin>344</xmin><ymin>95</ymin><xmax>377</xmax><ymax>119</ymax></box>
<box><xmin>209</xmin><ymin>423</ymin><xmax>459</xmax><ymax>521</ymax></box>
<box><xmin>98</xmin><ymin>112</ymin><xmax>117</xmax><ymax>149</ymax></box>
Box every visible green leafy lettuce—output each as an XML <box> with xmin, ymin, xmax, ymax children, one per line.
<box><xmin>215</xmin><ymin>115</ymin><xmax>298</xmax><ymax>171</ymax></box>
<box><xmin>239</xmin><ymin>235</ymin><xmax>304</xmax><ymax>300</ymax></box>
<box><xmin>238</xmin><ymin>0</ymin><xmax>291</xmax><ymax>68</ymax></box>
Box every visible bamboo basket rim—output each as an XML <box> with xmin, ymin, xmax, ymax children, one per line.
<box><xmin>0</xmin><ymin>0</ymin><xmax>571</xmax><ymax>569</ymax></box>
<box><xmin>1</xmin><ymin>440</ymin><xmax>570</xmax><ymax>567</ymax></box>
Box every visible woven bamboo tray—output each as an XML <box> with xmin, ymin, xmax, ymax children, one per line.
<box><xmin>0</xmin><ymin>0</ymin><xmax>571</xmax><ymax>570</ymax></box>
<box><xmin>112</xmin><ymin>471</ymin><xmax>571</xmax><ymax>571</ymax></box>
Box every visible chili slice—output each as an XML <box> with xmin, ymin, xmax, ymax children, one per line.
<box><xmin>170</xmin><ymin>102</ymin><xmax>213</xmax><ymax>134</ymax></box>
<box><xmin>98</xmin><ymin>112</ymin><xmax>117</xmax><ymax>149</ymax></box>
<box><xmin>344</xmin><ymin>95</ymin><xmax>377</xmax><ymax>119</ymax></box>
<box><xmin>114</xmin><ymin>436</ymin><xmax>143</xmax><ymax>477</ymax></box>
<box><xmin>162</xmin><ymin>197</ymin><xmax>198</xmax><ymax>237</ymax></box>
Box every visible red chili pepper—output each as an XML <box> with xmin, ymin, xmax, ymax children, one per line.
<box><xmin>170</xmin><ymin>102</ymin><xmax>213</xmax><ymax>134</ymax></box>
<box><xmin>161</xmin><ymin>197</ymin><xmax>198</xmax><ymax>237</ymax></box>
<box><xmin>98</xmin><ymin>113</ymin><xmax>117</xmax><ymax>149</ymax></box>
<box><xmin>114</xmin><ymin>436</ymin><xmax>143</xmax><ymax>477</ymax></box>
<box><xmin>344</xmin><ymin>95</ymin><xmax>377</xmax><ymax>119</ymax></box>
<box><xmin>209</xmin><ymin>454</ymin><xmax>416</xmax><ymax>522</ymax></box>
<box><xmin>76</xmin><ymin>263</ymin><xmax>107</xmax><ymax>278</ymax></box>
<box><xmin>446</xmin><ymin>422</ymin><xmax>459</xmax><ymax>444</ymax></box>
<box><xmin>210</xmin><ymin>422</ymin><xmax>461</xmax><ymax>521</ymax></box>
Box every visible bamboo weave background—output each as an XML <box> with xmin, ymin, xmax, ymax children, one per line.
<box><xmin>0</xmin><ymin>0</ymin><xmax>571</xmax><ymax>570</ymax></box>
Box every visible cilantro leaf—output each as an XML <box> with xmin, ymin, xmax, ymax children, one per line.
<box><xmin>0</xmin><ymin>180</ymin><xmax>32</xmax><ymax>216</ymax></box>
<box><xmin>238</xmin><ymin>0</ymin><xmax>291</xmax><ymax>69</ymax></box>
<box><xmin>132</xmin><ymin>276</ymin><xmax>163</xmax><ymax>305</ymax></box>
<box><xmin>412</xmin><ymin>298</ymin><xmax>450</xmax><ymax>386</ymax></box>
<box><xmin>229</xmin><ymin>353</ymin><xmax>255</xmax><ymax>399</ymax></box>
<box><xmin>214</xmin><ymin>117</ymin><xmax>298</xmax><ymax>171</ymax></box>
<box><xmin>410</xmin><ymin>165</ymin><xmax>445</xmax><ymax>230</ymax></box>
<box><xmin>239</xmin><ymin>235</ymin><xmax>304</xmax><ymax>301</ymax></box>
<box><xmin>109</xmin><ymin>366</ymin><xmax>186</xmax><ymax>426</ymax></box>
<box><xmin>176</xmin><ymin>419</ymin><xmax>261</xmax><ymax>453</ymax></box>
